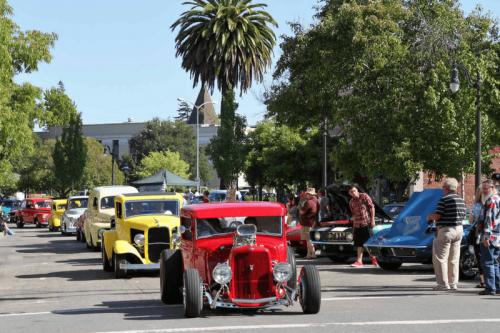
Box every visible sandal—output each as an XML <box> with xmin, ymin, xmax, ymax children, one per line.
<box><xmin>476</xmin><ymin>283</ymin><xmax>486</xmax><ymax>288</ymax></box>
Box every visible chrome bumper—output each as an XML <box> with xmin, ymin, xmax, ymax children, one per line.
<box><xmin>120</xmin><ymin>263</ymin><xmax>160</xmax><ymax>270</ymax></box>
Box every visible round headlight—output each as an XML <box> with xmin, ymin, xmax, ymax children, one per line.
<box><xmin>213</xmin><ymin>264</ymin><xmax>232</xmax><ymax>284</ymax></box>
<box><xmin>346</xmin><ymin>232</ymin><xmax>353</xmax><ymax>242</ymax></box>
<box><xmin>98</xmin><ymin>229</ymin><xmax>106</xmax><ymax>239</ymax></box>
<box><xmin>171</xmin><ymin>232</ymin><xmax>181</xmax><ymax>244</ymax></box>
<box><xmin>468</xmin><ymin>245</ymin><xmax>475</xmax><ymax>254</ymax></box>
<box><xmin>314</xmin><ymin>231</ymin><xmax>321</xmax><ymax>241</ymax></box>
<box><xmin>134</xmin><ymin>233</ymin><xmax>145</xmax><ymax>246</ymax></box>
<box><xmin>273</xmin><ymin>262</ymin><xmax>292</xmax><ymax>283</ymax></box>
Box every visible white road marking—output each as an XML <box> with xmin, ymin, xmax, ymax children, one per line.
<box><xmin>94</xmin><ymin>319</ymin><xmax>500</xmax><ymax>333</ymax></box>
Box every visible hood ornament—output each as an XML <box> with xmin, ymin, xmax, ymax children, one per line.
<box><xmin>153</xmin><ymin>218</ymin><xmax>161</xmax><ymax>227</ymax></box>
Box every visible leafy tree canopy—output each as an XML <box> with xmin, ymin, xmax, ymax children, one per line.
<box><xmin>0</xmin><ymin>0</ymin><xmax>58</xmax><ymax>184</ymax></box>
<box><xmin>136</xmin><ymin>150</ymin><xmax>191</xmax><ymax>180</ymax></box>
<box><xmin>267</xmin><ymin>0</ymin><xmax>500</xmax><ymax>193</ymax></box>
<box><xmin>206</xmin><ymin>86</ymin><xmax>247</xmax><ymax>187</ymax></box>
<box><xmin>43</xmin><ymin>82</ymin><xmax>79</xmax><ymax>129</ymax></box>
<box><xmin>128</xmin><ymin>118</ymin><xmax>211</xmax><ymax>183</ymax></box>
<box><xmin>174</xmin><ymin>101</ymin><xmax>191</xmax><ymax>122</ymax></box>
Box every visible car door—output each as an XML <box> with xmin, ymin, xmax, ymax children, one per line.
<box><xmin>25</xmin><ymin>200</ymin><xmax>35</xmax><ymax>223</ymax></box>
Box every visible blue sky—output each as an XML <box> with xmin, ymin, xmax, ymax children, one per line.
<box><xmin>9</xmin><ymin>0</ymin><xmax>498</xmax><ymax>127</ymax></box>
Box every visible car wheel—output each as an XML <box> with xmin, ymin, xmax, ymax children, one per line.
<box><xmin>459</xmin><ymin>247</ymin><xmax>478</xmax><ymax>280</ymax></box>
<box><xmin>81</xmin><ymin>230</ymin><xmax>86</xmax><ymax>243</ymax></box>
<box><xmin>287</xmin><ymin>246</ymin><xmax>298</xmax><ymax>290</ymax></box>
<box><xmin>114</xmin><ymin>253</ymin><xmax>127</xmax><ymax>279</ymax></box>
<box><xmin>61</xmin><ymin>223</ymin><xmax>67</xmax><ymax>236</ymax></box>
<box><xmin>295</xmin><ymin>249</ymin><xmax>308</xmax><ymax>257</ymax></box>
<box><xmin>102</xmin><ymin>240</ymin><xmax>113</xmax><ymax>272</ymax></box>
<box><xmin>160</xmin><ymin>249</ymin><xmax>183</xmax><ymax>304</ymax></box>
<box><xmin>183</xmin><ymin>268</ymin><xmax>202</xmax><ymax>318</ymax></box>
<box><xmin>17</xmin><ymin>217</ymin><xmax>24</xmax><ymax>228</ymax></box>
<box><xmin>328</xmin><ymin>255</ymin><xmax>350</xmax><ymax>263</ymax></box>
<box><xmin>298</xmin><ymin>265</ymin><xmax>321</xmax><ymax>314</ymax></box>
<box><xmin>378</xmin><ymin>262</ymin><xmax>403</xmax><ymax>270</ymax></box>
<box><xmin>76</xmin><ymin>229</ymin><xmax>81</xmax><ymax>241</ymax></box>
<box><xmin>35</xmin><ymin>219</ymin><xmax>41</xmax><ymax>228</ymax></box>
<box><xmin>91</xmin><ymin>236</ymin><xmax>100</xmax><ymax>252</ymax></box>
<box><xmin>49</xmin><ymin>223</ymin><xmax>54</xmax><ymax>232</ymax></box>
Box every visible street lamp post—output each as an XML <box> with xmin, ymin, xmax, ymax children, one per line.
<box><xmin>177</xmin><ymin>97</ymin><xmax>218</xmax><ymax>192</ymax></box>
<box><xmin>123</xmin><ymin>163</ymin><xmax>130</xmax><ymax>186</ymax></box>
<box><xmin>23</xmin><ymin>166</ymin><xmax>29</xmax><ymax>199</ymax></box>
<box><xmin>103</xmin><ymin>145</ymin><xmax>116</xmax><ymax>185</ymax></box>
<box><xmin>449</xmin><ymin>61</ymin><xmax>482</xmax><ymax>190</ymax></box>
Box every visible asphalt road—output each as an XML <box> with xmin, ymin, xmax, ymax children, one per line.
<box><xmin>1</xmin><ymin>226</ymin><xmax>499</xmax><ymax>333</ymax></box>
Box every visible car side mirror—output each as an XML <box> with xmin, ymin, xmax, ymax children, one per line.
<box><xmin>179</xmin><ymin>225</ymin><xmax>186</xmax><ymax>234</ymax></box>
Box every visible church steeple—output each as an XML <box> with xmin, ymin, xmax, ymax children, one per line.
<box><xmin>187</xmin><ymin>85</ymin><xmax>220</xmax><ymax>126</ymax></box>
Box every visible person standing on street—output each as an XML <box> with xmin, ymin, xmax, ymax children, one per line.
<box><xmin>299</xmin><ymin>188</ymin><xmax>318</xmax><ymax>259</ymax></box>
<box><xmin>477</xmin><ymin>180</ymin><xmax>500</xmax><ymax>296</ymax></box>
<box><xmin>427</xmin><ymin>178</ymin><xmax>466</xmax><ymax>291</ymax></box>
<box><xmin>490</xmin><ymin>173</ymin><xmax>500</xmax><ymax>193</ymax></box>
<box><xmin>186</xmin><ymin>189</ymin><xmax>194</xmax><ymax>203</ymax></box>
<box><xmin>203</xmin><ymin>190</ymin><xmax>211</xmax><ymax>203</ymax></box>
<box><xmin>469</xmin><ymin>186</ymin><xmax>485</xmax><ymax>289</ymax></box>
<box><xmin>318</xmin><ymin>188</ymin><xmax>330</xmax><ymax>223</ymax></box>
<box><xmin>348</xmin><ymin>186</ymin><xmax>378</xmax><ymax>268</ymax></box>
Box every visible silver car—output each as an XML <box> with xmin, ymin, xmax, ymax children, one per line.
<box><xmin>60</xmin><ymin>196</ymin><xmax>89</xmax><ymax>236</ymax></box>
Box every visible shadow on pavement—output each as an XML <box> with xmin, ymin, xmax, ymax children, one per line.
<box><xmin>13</xmin><ymin>239</ymin><xmax>90</xmax><ymax>255</ymax></box>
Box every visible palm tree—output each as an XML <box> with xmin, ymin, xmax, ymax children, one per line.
<box><xmin>171</xmin><ymin>0</ymin><xmax>278</xmax><ymax>120</ymax></box>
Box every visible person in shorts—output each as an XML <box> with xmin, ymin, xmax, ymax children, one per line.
<box><xmin>348</xmin><ymin>185</ymin><xmax>377</xmax><ymax>267</ymax></box>
<box><xmin>299</xmin><ymin>190</ymin><xmax>317</xmax><ymax>259</ymax></box>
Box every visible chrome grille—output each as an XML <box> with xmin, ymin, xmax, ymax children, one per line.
<box><xmin>147</xmin><ymin>227</ymin><xmax>170</xmax><ymax>263</ymax></box>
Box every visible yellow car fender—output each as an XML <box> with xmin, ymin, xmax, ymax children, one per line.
<box><xmin>52</xmin><ymin>218</ymin><xmax>61</xmax><ymax>228</ymax></box>
<box><xmin>113</xmin><ymin>240</ymin><xmax>144</xmax><ymax>264</ymax></box>
<box><xmin>102</xmin><ymin>230</ymin><xmax>117</xmax><ymax>261</ymax></box>
<box><xmin>90</xmin><ymin>222</ymin><xmax>110</xmax><ymax>247</ymax></box>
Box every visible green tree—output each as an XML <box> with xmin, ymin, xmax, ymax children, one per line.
<box><xmin>52</xmin><ymin>114</ymin><xmax>88</xmax><ymax>196</ymax></box>
<box><xmin>206</xmin><ymin>86</ymin><xmax>247</xmax><ymax>188</ymax></box>
<box><xmin>136</xmin><ymin>151</ymin><xmax>191</xmax><ymax>180</ymax></box>
<box><xmin>43</xmin><ymin>81</ymin><xmax>79</xmax><ymax>129</ymax></box>
<box><xmin>128</xmin><ymin>118</ymin><xmax>211</xmax><ymax>183</ymax></box>
<box><xmin>171</xmin><ymin>0</ymin><xmax>278</xmax><ymax>120</ymax></box>
<box><xmin>174</xmin><ymin>101</ymin><xmax>192</xmax><ymax>122</ymax></box>
<box><xmin>268</xmin><ymin>0</ymin><xmax>500</xmax><ymax>198</ymax></box>
<box><xmin>0</xmin><ymin>0</ymin><xmax>58</xmax><ymax>185</ymax></box>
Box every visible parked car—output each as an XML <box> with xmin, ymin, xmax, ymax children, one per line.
<box><xmin>48</xmin><ymin>199</ymin><xmax>67</xmax><ymax>232</ymax></box>
<box><xmin>102</xmin><ymin>191</ymin><xmax>183</xmax><ymax>278</ymax></box>
<box><xmin>190</xmin><ymin>195</ymin><xmax>204</xmax><ymax>204</ymax></box>
<box><xmin>75</xmin><ymin>210</ymin><xmax>88</xmax><ymax>243</ymax></box>
<box><xmin>1</xmin><ymin>199</ymin><xmax>21</xmax><ymax>223</ymax></box>
<box><xmin>60</xmin><ymin>196</ymin><xmax>89</xmax><ymax>236</ymax></box>
<box><xmin>383</xmin><ymin>203</ymin><xmax>406</xmax><ymax>219</ymax></box>
<box><xmin>208</xmin><ymin>190</ymin><xmax>227</xmax><ymax>202</ymax></box>
<box><xmin>16</xmin><ymin>198</ymin><xmax>53</xmax><ymax>228</ymax></box>
<box><xmin>85</xmin><ymin>186</ymin><xmax>139</xmax><ymax>251</ymax></box>
<box><xmin>286</xmin><ymin>183</ymin><xmax>393</xmax><ymax>261</ymax></box>
<box><xmin>364</xmin><ymin>189</ymin><xmax>477</xmax><ymax>279</ymax></box>
<box><xmin>159</xmin><ymin>201</ymin><xmax>321</xmax><ymax>318</ymax></box>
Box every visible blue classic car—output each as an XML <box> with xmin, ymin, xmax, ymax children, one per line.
<box><xmin>1</xmin><ymin>199</ymin><xmax>21</xmax><ymax>223</ymax></box>
<box><xmin>364</xmin><ymin>189</ymin><xmax>477</xmax><ymax>279</ymax></box>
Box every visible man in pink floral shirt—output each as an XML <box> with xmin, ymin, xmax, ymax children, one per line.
<box><xmin>478</xmin><ymin>180</ymin><xmax>500</xmax><ymax>295</ymax></box>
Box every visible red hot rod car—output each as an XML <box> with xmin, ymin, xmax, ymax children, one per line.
<box><xmin>159</xmin><ymin>201</ymin><xmax>321</xmax><ymax>318</ymax></box>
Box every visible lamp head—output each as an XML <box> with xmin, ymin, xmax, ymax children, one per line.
<box><xmin>123</xmin><ymin>163</ymin><xmax>130</xmax><ymax>175</ymax></box>
<box><xmin>212</xmin><ymin>101</ymin><xmax>218</xmax><ymax>104</ymax></box>
<box><xmin>177</xmin><ymin>97</ymin><xmax>185</xmax><ymax>102</ymax></box>
<box><xmin>450</xmin><ymin>64</ymin><xmax>460</xmax><ymax>93</ymax></box>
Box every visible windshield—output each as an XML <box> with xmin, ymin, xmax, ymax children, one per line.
<box><xmin>383</xmin><ymin>205</ymin><xmax>404</xmax><ymax>218</ymax></box>
<box><xmin>125</xmin><ymin>200</ymin><xmax>179</xmax><ymax>218</ymax></box>
<box><xmin>3</xmin><ymin>201</ymin><xmax>19</xmax><ymax>208</ymax></box>
<box><xmin>68</xmin><ymin>198</ymin><xmax>89</xmax><ymax>209</ymax></box>
<box><xmin>57</xmin><ymin>204</ymin><xmax>66</xmax><ymax>210</ymax></box>
<box><xmin>209</xmin><ymin>193</ymin><xmax>226</xmax><ymax>202</ymax></box>
<box><xmin>35</xmin><ymin>200</ymin><xmax>52</xmax><ymax>208</ymax></box>
<box><xmin>196</xmin><ymin>216</ymin><xmax>282</xmax><ymax>239</ymax></box>
<box><xmin>101</xmin><ymin>196</ymin><xmax>115</xmax><ymax>209</ymax></box>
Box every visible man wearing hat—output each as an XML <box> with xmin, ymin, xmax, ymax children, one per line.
<box><xmin>491</xmin><ymin>173</ymin><xmax>500</xmax><ymax>193</ymax></box>
<box><xmin>299</xmin><ymin>188</ymin><xmax>319</xmax><ymax>259</ymax></box>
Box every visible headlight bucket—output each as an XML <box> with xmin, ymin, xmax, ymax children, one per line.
<box><xmin>468</xmin><ymin>245</ymin><xmax>475</xmax><ymax>254</ymax></box>
<box><xmin>314</xmin><ymin>231</ymin><xmax>321</xmax><ymax>241</ymax></box>
<box><xmin>213</xmin><ymin>264</ymin><xmax>232</xmax><ymax>284</ymax></box>
<box><xmin>273</xmin><ymin>262</ymin><xmax>292</xmax><ymax>283</ymax></box>
<box><xmin>171</xmin><ymin>232</ymin><xmax>181</xmax><ymax>244</ymax></box>
<box><xmin>134</xmin><ymin>233</ymin><xmax>145</xmax><ymax>246</ymax></box>
<box><xmin>346</xmin><ymin>232</ymin><xmax>353</xmax><ymax>242</ymax></box>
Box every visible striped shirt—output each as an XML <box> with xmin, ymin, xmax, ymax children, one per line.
<box><xmin>434</xmin><ymin>193</ymin><xmax>466</xmax><ymax>226</ymax></box>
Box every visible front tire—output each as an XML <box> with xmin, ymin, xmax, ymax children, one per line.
<box><xmin>102</xmin><ymin>241</ymin><xmax>112</xmax><ymax>272</ymax></box>
<box><xmin>35</xmin><ymin>219</ymin><xmax>41</xmax><ymax>228</ymax></box>
<box><xmin>378</xmin><ymin>262</ymin><xmax>403</xmax><ymax>270</ymax></box>
<box><xmin>298</xmin><ymin>265</ymin><xmax>321</xmax><ymax>314</ymax></box>
<box><xmin>328</xmin><ymin>255</ymin><xmax>350</xmax><ymax>263</ymax></box>
<box><xmin>17</xmin><ymin>218</ymin><xmax>24</xmax><ymax>228</ymax></box>
<box><xmin>49</xmin><ymin>223</ymin><xmax>54</xmax><ymax>232</ymax></box>
<box><xmin>459</xmin><ymin>247</ymin><xmax>478</xmax><ymax>280</ymax></box>
<box><xmin>287</xmin><ymin>246</ymin><xmax>298</xmax><ymax>290</ymax></box>
<box><xmin>160</xmin><ymin>249</ymin><xmax>183</xmax><ymax>304</ymax></box>
<box><xmin>76</xmin><ymin>229</ymin><xmax>81</xmax><ymax>241</ymax></box>
<box><xmin>114</xmin><ymin>253</ymin><xmax>127</xmax><ymax>279</ymax></box>
<box><xmin>183</xmin><ymin>269</ymin><xmax>202</xmax><ymax>318</ymax></box>
<box><xmin>61</xmin><ymin>223</ymin><xmax>67</xmax><ymax>236</ymax></box>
